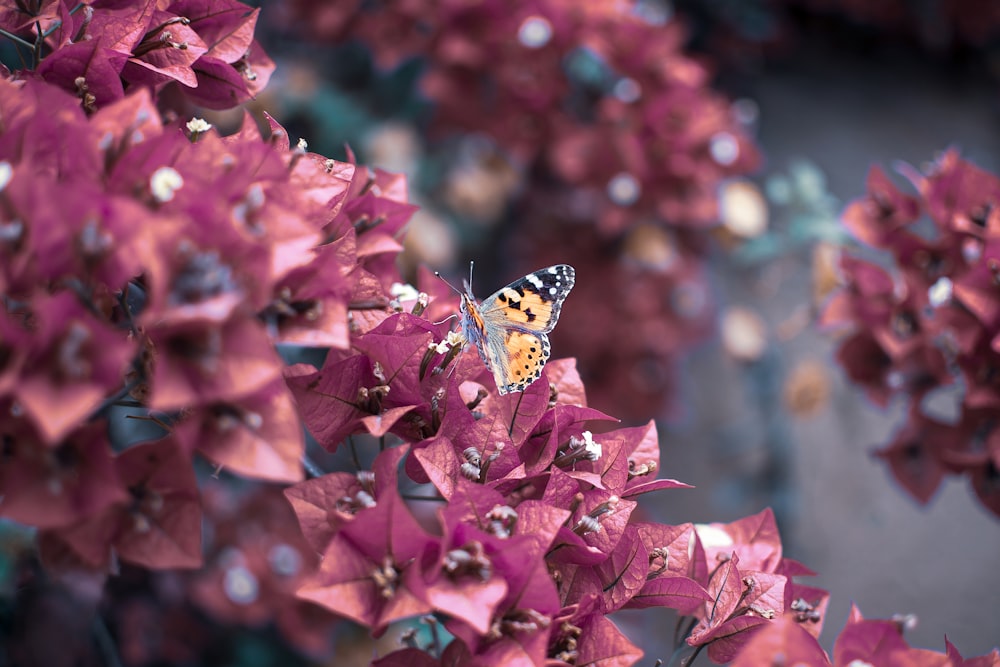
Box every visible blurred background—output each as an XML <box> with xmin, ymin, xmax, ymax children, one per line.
<box><xmin>4</xmin><ymin>0</ymin><xmax>1000</xmax><ymax>664</ymax></box>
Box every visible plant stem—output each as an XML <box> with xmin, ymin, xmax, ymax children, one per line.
<box><xmin>302</xmin><ymin>454</ymin><xmax>324</xmax><ymax>478</ymax></box>
<box><xmin>91</xmin><ymin>614</ymin><xmax>123</xmax><ymax>667</ymax></box>
<box><xmin>0</xmin><ymin>28</ymin><xmax>35</xmax><ymax>51</ymax></box>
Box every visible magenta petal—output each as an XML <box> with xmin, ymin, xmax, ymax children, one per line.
<box><xmin>36</xmin><ymin>41</ymin><xmax>127</xmax><ymax>107</ymax></box>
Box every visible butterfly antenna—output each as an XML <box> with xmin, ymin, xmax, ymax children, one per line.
<box><xmin>468</xmin><ymin>260</ymin><xmax>475</xmax><ymax>291</ymax></box>
<box><xmin>433</xmin><ymin>269</ymin><xmax>463</xmax><ymax>297</ymax></box>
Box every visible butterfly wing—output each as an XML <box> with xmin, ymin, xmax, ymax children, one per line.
<box><xmin>495</xmin><ymin>329</ymin><xmax>550</xmax><ymax>394</ymax></box>
<box><xmin>476</xmin><ymin>265</ymin><xmax>575</xmax><ymax>334</ymax></box>
<box><xmin>469</xmin><ymin>265</ymin><xmax>574</xmax><ymax>395</ymax></box>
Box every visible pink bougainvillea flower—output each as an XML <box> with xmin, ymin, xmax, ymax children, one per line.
<box><xmin>832</xmin><ymin>605</ymin><xmax>910</xmax><ymax>666</ymax></box>
<box><xmin>296</xmin><ymin>486</ymin><xmax>434</xmax><ymax>635</ymax></box>
<box><xmin>686</xmin><ymin>553</ymin><xmax>786</xmax><ymax>663</ymax></box>
<box><xmin>783</xmin><ymin>581</ymin><xmax>831</xmax><ymax>642</ymax></box>
<box><xmin>695</xmin><ymin>508</ymin><xmax>784</xmax><ymax>576</ymax></box>
<box><xmin>144</xmin><ymin>309</ymin><xmax>284</xmax><ymax>412</ymax></box>
<box><xmin>352</xmin><ymin>313</ymin><xmax>453</xmax><ymax>410</ymax></box>
<box><xmin>822</xmin><ymin>254</ymin><xmax>950</xmax><ymax>408</ymax></box>
<box><xmin>284</xmin><ymin>444</ymin><xmax>409</xmax><ymax>554</ymax></box>
<box><xmin>547</xmin><ymin>485</ymin><xmax>638</xmax><ymax>566</ymax></box>
<box><xmin>287</xmin><ymin>311</ymin><xmax>472</xmax><ymax>454</ymax></box>
<box><xmin>678</xmin><ymin>508</ymin><xmax>830</xmax><ymax>661</ymax></box>
<box><xmin>12</xmin><ymin>291</ymin><xmax>135</xmax><ymax>444</ymax></box>
<box><xmin>517</xmin><ymin>404</ymin><xmax>617</xmax><ymax>476</ymax></box>
<box><xmin>0</xmin><ymin>0</ymin><xmax>62</xmax><ymax>34</ymax></box>
<box><xmin>873</xmin><ymin>408</ymin><xmax>957</xmax><ymax>505</ymax></box>
<box><xmin>173</xmin><ymin>377</ymin><xmax>305</xmax><ymax>483</ymax></box>
<box><xmin>189</xmin><ymin>484</ymin><xmax>339</xmax><ymax>651</ymax></box>
<box><xmin>286</xmin><ymin>353</ymin><xmax>417</xmax><ymax>451</ymax></box>
<box><xmin>265</xmin><ymin>227</ymin><xmax>356</xmax><ymax>350</ymax></box>
<box><xmin>443</xmin><ymin>528</ymin><xmax>560</xmax><ymax>667</ymax></box>
<box><xmin>36</xmin><ymin>40</ymin><xmax>129</xmax><ymax>111</ymax></box>
<box><xmin>921</xmin><ymin>148</ymin><xmax>1000</xmax><ymax>237</ymax></box>
<box><xmin>121</xmin><ymin>9</ymin><xmax>209</xmax><ymax>89</ymax></box>
<box><xmin>829</xmin><ymin>151</ymin><xmax>1000</xmax><ymax>517</ymax></box>
<box><xmin>626</xmin><ymin>522</ymin><xmax>712</xmax><ymax>614</ymax></box>
<box><xmin>730</xmin><ymin>616</ymin><xmax>832</xmax><ymax>667</ymax></box>
<box><xmin>185</xmin><ymin>39</ymin><xmax>275</xmax><ymax>109</ymax></box>
<box><xmin>0</xmin><ymin>421</ymin><xmax>127</xmax><ymax>528</ymax></box>
<box><xmin>422</xmin><ymin>481</ymin><xmax>566</xmax><ymax>638</ymax></box>
<box><xmin>175</xmin><ymin>0</ymin><xmax>275</xmax><ymax>104</ymax></box>
<box><xmin>826</xmin><ymin>604</ymin><xmax>1000</xmax><ymax>666</ymax></box>
<box><xmin>841</xmin><ymin>164</ymin><xmax>921</xmax><ymax>249</ymax></box>
<box><xmin>951</xmin><ymin>239</ymin><xmax>1000</xmax><ymax>334</ymax></box>
<box><xmin>548</xmin><ymin>594</ymin><xmax>644</xmax><ymax>667</ymax></box>
<box><xmin>619</xmin><ymin>420</ymin><xmax>693</xmax><ymax>498</ymax></box>
<box><xmin>559</xmin><ymin>524</ymin><xmax>649</xmax><ymax>614</ymax></box>
<box><xmin>945</xmin><ymin>637</ymin><xmax>1000</xmax><ymax>667</ymax></box>
<box><xmin>421</xmin><ymin>520</ymin><xmax>514</xmax><ymax>636</ymax></box>
<box><xmin>42</xmin><ymin>436</ymin><xmax>202</xmax><ymax>570</ymax></box>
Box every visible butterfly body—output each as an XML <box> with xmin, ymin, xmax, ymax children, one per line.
<box><xmin>459</xmin><ymin>265</ymin><xmax>575</xmax><ymax>395</ymax></box>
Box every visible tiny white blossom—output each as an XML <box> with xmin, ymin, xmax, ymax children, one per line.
<box><xmin>150</xmin><ymin>166</ymin><xmax>184</xmax><ymax>203</ymax></box>
<box><xmin>581</xmin><ymin>430</ymin><xmax>602</xmax><ymax>460</ymax></box>
<box><xmin>186</xmin><ymin>117</ymin><xmax>212</xmax><ymax>135</ymax></box>
<box><xmin>390</xmin><ymin>282</ymin><xmax>420</xmax><ymax>301</ymax></box>
<box><xmin>607</xmin><ymin>172</ymin><xmax>640</xmax><ymax>206</ymax></box>
<box><xmin>517</xmin><ymin>16</ymin><xmax>552</xmax><ymax>48</ymax></box>
<box><xmin>296</xmin><ymin>137</ymin><xmax>308</xmax><ymax>152</ymax></box>
<box><xmin>693</xmin><ymin>524</ymin><xmax>734</xmax><ymax>549</ymax></box>
<box><xmin>431</xmin><ymin>331</ymin><xmax>466</xmax><ymax>355</ymax></box>
<box><xmin>0</xmin><ymin>161</ymin><xmax>12</xmax><ymax>192</ymax></box>
<box><xmin>928</xmin><ymin>276</ymin><xmax>953</xmax><ymax>307</ymax></box>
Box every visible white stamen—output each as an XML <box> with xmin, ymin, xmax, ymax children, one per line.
<box><xmin>186</xmin><ymin>117</ymin><xmax>212</xmax><ymax>135</ymax></box>
<box><xmin>390</xmin><ymin>282</ymin><xmax>420</xmax><ymax>301</ymax></box>
<box><xmin>150</xmin><ymin>166</ymin><xmax>183</xmax><ymax>202</ymax></box>
<box><xmin>223</xmin><ymin>565</ymin><xmax>259</xmax><ymax>605</ymax></box>
<box><xmin>582</xmin><ymin>431</ymin><xmax>602</xmax><ymax>460</ymax></box>
<box><xmin>709</xmin><ymin>132</ymin><xmax>740</xmax><ymax>166</ymax></box>
<box><xmin>518</xmin><ymin>16</ymin><xmax>552</xmax><ymax>48</ymax></box>
<box><xmin>607</xmin><ymin>172</ymin><xmax>641</xmax><ymax>206</ymax></box>
<box><xmin>928</xmin><ymin>276</ymin><xmax>953</xmax><ymax>307</ymax></box>
<box><xmin>613</xmin><ymin>78</ymin><xmax>641</xmax><ymax>103</ymax></box>
<box><xmin>0</xmin><ymin>161</ymin><xmax>12</xmax><ymax>192</ymax></box>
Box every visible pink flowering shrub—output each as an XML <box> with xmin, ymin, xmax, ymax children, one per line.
<box><xmin>281</xmin><ymin>0</ymin><xmax>759</xmax><ymax>417</ymax></box>
<box><xmin>287</xmin><ymin>0</ymin><xmax>758</xmax><ymax>233</ymax></box>
<box><xmin>0</xmin><ymin>3</ymin><xmax>997</xmax><ymax>666</ymax></box>
<box><xmin>824</xmin><ymin>150</ymin><xmax>1000</xmax><ymax>519</ymax></box>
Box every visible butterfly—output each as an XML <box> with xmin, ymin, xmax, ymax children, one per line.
<box><xmin>458</xmin><ymin>264</ymin><xmax>575</xmax><ymax>395</ymax></box>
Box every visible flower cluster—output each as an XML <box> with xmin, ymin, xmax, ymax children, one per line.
<box><xmin>2</xmin><ymin>5</ymin><xmax>997</xmax><ymax>666</ymax></box>
<box><xmin>733</xmin><ymin>604</ymin><xmax>999</xmax><ymax>666</ymax></box>
<box><xmin>1</xmin><ymin>0</ymin><xmax>274</xmax><ymax>112</ymax></box>
<box><xmin>278</xmin><ymin>0</ymin><xmax>760</xmax><ymax>418</ymax></box>
<box><xmin>823</xmin><ymin>149</ymin><xmax>1000</xmax><ymax>518</ymax></box>
<box><xmin>287</xmin><ymin>0</ymin><xmax>759</xmax><ymax>234</ymax></box>
<box><xmin>0</xmin><ymin>72</ymin><xmax>414</xmax><ymax>572</ymax></box>
<box><xmin>282</xmin><ymin>302</ymin><xmax>828</xmax><ymax>663</ymax></box>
